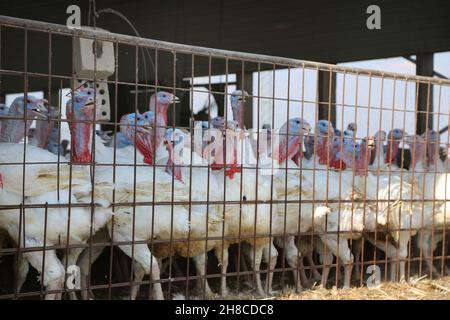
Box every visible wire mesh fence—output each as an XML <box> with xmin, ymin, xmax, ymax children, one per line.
<box><xmin>0</xmin><ymin>15</ymin><xmax>450</xmax><ymax>300</ymax></box>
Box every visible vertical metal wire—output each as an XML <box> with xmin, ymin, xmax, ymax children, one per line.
<box><xmin>147</xmin><ymin>46</ymin><xmax>158</xmax><ymax>300</ymax></box>
<box><xmin>236</xmin><ymin>61</ymin><xmax>246</xmax><ymax>293</ymax></box>
<box><xmin>426</xmin><ymin>81</ymin><xmax>438</xmax><ymax>280</ymax></box>
<box><xmin>416</xmin><ymin>78</ymin><xmax>426</xmax><ymax>277</ymax></box>
<box><xmin>437</xmin><ymin>84</ymin><xmax>448</xmax><ymax>276</ymax></box>
<box><xmin>267</xmin><ymin>63</ymin><xmax>276</xmax><ymax>288</ymax></box>
<box><xmin>128</xmin><ymin>44</ymin><xmax>139</xmax><ymax>299</ymax></box>
<box><xmin>107</xmin><ymin>39</ymin><xmax>120</xmax><ymax>300</ymax></box>
<box><xmin>168</xmin><ymin>50</ymin><xmax>177</xmax><ymax>300</ymax></box>
<box><xmin>296</xmin><ymin>63</ymin><xmax>307</xmax><ymax>289</ymax></box>
<box><xmin>18</xmin><ymin>27</ymin><xmax>29</xmax><ymax>298</ymax></box>
<box><xmin>311</xmin><ymin>67</ymin><xmax>321</xmax><ymax>279</ymax></box>
<box><xmin>400</xmin><ymin>78</ymin><xmax>413</xmax><ymax>281</ymax></box>
<box><xmin>350</xmin><ymin>72</ymin><xmax>359</xmax><ymax>283</ymax></box>
<box><xmin>370</xmin><ymin>74</ymin><xmax>385</xmax><ymax>284</ymax></box>
<box><xmin>217</xmin><ymin>57</ymin><xmax>229</xmax><ymax>296</ymax></box>
<box><xmin>280</xmin><ymin>65</ymin><xmax>290</xmax><ymax>290</ymax></box>
<box><xmin>338</xmin><ymin>70</ymin><xmax>349</xmax><ymax>285</ymax></box>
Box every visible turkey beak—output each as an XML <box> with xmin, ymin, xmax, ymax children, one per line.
<box><xmin>302</xmin><ymin>124</ymin><xmax>312</xmax><ymax>135</ymax></box>
<box><xmin>172</xmin><ymin>96</ymin><xmax>180</xmax><ymax>104</ymax></box>
<box><xmin>404</xmin><ymin>134</ymin><xmax>412</xmax><ymax>146</ymax></box>
<box><xmin>31</xmin><ymin>100</ymin><xmax>49</xmax><ymax>119</ymax></box>
<box><xmin>399</xmin><ymin>134</ymin><xmax>414</xmax><ymax>150</ymax></box>
<box><xmin>82</xmin><ymin>100</ymin><xmax>96</xmax><ymax>112</ymax></box>
<box><xmin>239</xmin><ymin>92</ymin><xmax>249</xmax><ymax>102</ymax></box>
<box><xmin>164</xmin><ymin>135</ymin><xmax>173</xmax><ymax>146</ymax></box>
<box><xmin>138</xmin><ymin>125</ymin><xmax>152</xmax><ymax>135</ymax></box>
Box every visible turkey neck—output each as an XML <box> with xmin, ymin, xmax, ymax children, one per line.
<box><xmin>409</xmin><ymin>140</ymin><xmax>426</xmax><ymax>174</ymax></box>
<box><xmin>385</xmin><ymin>139</ymin><xmax>400</xmax><ymax>165</ymax></box>
<box><xmin>68</xmin><ymin>114</ymin><xmax>93</xmax><ymax>163</ymax></box>
<box><xmin>317</xmin><ymin>134</ymin><xmax>332</xmax><ymax>165</ymax></box>
<box><xmin>232</xmin><ymin>102</ymin><xmax>245</xmax><ymax>130</ymax></box>
<box><xmin>155</xmin><ymin>103</ymin><xmax>170</xmax><ymax>126</ymax></box>
<box><xmin>165</xmin><ymin>140</ymin><xmax>183</xmax><ymax>181</ymax></box>
<box><xmin>35</xmin><ymin>115</ymin><xmax>56</xmax><ymax>149</ymax></box>
<box><xmin>0</xmin><ymin>115</ymin><xmax>33</xmax><ymax>143</ymax></box>
<box><xmin>372</xmin><ymin>138</ymin><xmax>386</xmax><ymax>171</ymax></box>
<box><xmin>355</xmin><ymin>141</ymin><xmax>372</xmax><ymax>176</ymax></box>
<box><xmin>427</xmin><ymin>138</ymin><xmax>440</xmax><ymax>171</ymax></box>
<box><xmin>135</xmin><ymin>114</ymin><xmax>166</xmax><ymax>165</ymax></box>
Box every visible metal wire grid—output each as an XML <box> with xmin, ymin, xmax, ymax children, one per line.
<box><xmin>0</xmin><ymin>15</ymin><xmax>449</xmax><ymax>299</ymax></box>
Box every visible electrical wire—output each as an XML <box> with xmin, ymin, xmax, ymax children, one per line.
<box><xmin>88</xmin><ymin>0</ymin><xmax>156</xmax><ymax>107</ymax></box>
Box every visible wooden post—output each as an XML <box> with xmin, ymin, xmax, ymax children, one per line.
<box><xmin>416</xmin><ymin>53</ymin><xmax>434</xmax><ymax>135</ymax></box>
<box><xmin>236</xmin><ymin>71</ymin><xmax>253</xmax><ymax>129</ymax></box>
<box><xmin>318</xmin><ymin>69</ymin><xmax>336</xmax><ymax>127</ymax></box>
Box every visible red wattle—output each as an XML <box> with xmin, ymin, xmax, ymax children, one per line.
<box><xmin>385</xmin><ymin>141</ymin><xmax>398</xmax><ymax>164</ymax></box>
<box><xmin>67</xmin><ymin>111</ymin><xmax>92</xmax><ymax>163</ymax></box>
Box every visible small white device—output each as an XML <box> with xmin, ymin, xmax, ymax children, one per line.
<box><xmin>73</xmin><ymin>26</ymin><xmax>115</xmax><ymax>120</ymax></box>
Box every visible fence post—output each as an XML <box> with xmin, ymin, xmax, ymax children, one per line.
<box><xmin>416</xmin><ymin>52</ymin><xmax>434</xmax><ymax>135</ymax></box>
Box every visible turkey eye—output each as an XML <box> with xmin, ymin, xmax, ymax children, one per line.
<box><xmin>242</xmin><ymin>196</ymin><xmax>247</xmax><ymax>202</ymax></box>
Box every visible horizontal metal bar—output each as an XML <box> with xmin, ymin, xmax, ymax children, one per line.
<box><xmin>1</xmin><ymin>15</ymin><xmax>450</xmax><ymax>86</ymax></box>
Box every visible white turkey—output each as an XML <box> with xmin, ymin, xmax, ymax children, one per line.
<box><xmin>413</xmin><ymin>130</ymin><xmax>450</xmax><ymax>276</ymax></box>
<box><xmin>0</xmin><ymin>91</ymin><xmax>113</xmax><ymax>299</ymax></box>
<box><xmin>29</xmin><ymin>105</ymin><xmax>59</xmax><ymax>149</ymax></box>
<box><xmin>345</xmin><ymin>134</ymin><xmax>421</xmax><ymax>282</ymax></box>
<box><xmin>269</xmin><ymin>117</ymin><xmax>331</xmax><ymax>291</ymax></box>
<box><xmin>0</xmin><ymin>95</ymin><xmax>47</xmax><ymax>143</ymax></box>
<box><xmin>0</xmin><ymin>103</ymin><xmax>10</xmax><ymax>134</ymax></box>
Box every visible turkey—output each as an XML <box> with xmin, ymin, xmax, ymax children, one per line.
<box><xmin>348</xmin><ymin>134</ymin><xmax>421</xmax><ymax>282</ymax></box>
<box><xmin>309</xmin><ymin>128</ymin><xmax>362</xmax><ymax>288</ymax></box>
<box><xmin>46</xmin><ymin>127</ymin><xmax>67</xmax><ymax>156</ymax></box>
<box><xmin>384</xmin><ymin>128</ymin><xmax>406</xmax><ymax>173</ymax></box>
<box><xmin>194</xmin><ymin>116</ymin><xmax>280</xmax><ymax>295</ymax></box>
<box><xmin>211</xmin><ymin>167</ymin><xmax>277</xmax><ymax>296</ymax></box>
<box><xmin>0</xmin><ymin>95</ymin><xmax>48</xmax><ymax>143</ymax></box>
<box><xmin>75</xmin><ymin>92</ymin><xmax>180</xmax><ymax>300</ymax></box>
<box><xmin>0</xmin><ymin>103</ymin><xmax>10</xmax><ymax>133</ymax></box>
<box><xmin>148</xmin><ymin>91</ymin><xmax>180</xmax><ymax>125</ymax></box>
<box><xmin>142</xmin><ymin>110</ymin><xmax>175</xmax><ymax>165</ymax></box>
<box><xmin>0</xmin><ymin>90</ymin><xmax>113</xmax><ymax>299</ymax></box>
<box><xmin>130</xmin><ymin>128</ymin><xmax>225</xmax><ymax>298</ymax></box>
<box><xmin>93</xmin><ymin>113</ymin><xmax>145</xmax><ymax>165</ymax></box>
<box><xmin>369</xmin><ymin>130</ymin><xmax>387</xmax><ymax>172</ymax></box>
<box><xmin>414</xmin><ymin>130</ymin><xmax>450</xmax><ymax>276</ymax></box>
<box><xmin>29</xmin><ymin>105</ymin><xmax>60</xmax><ymax>149</ymax></box>
<box><xmin>93</xmin><ymin>112</ymin><xmax>189</xmax><ymax>300</ymax></box>
<box><xmin>229</xmin><ymin>90</ymin><xmax>258</xmax><ymax>167</ymax></box>
<box><xmin>248</xmin><ymin>123</ymin><xmax>273</xmax><ymax>160</ymax></box>
<box><xmin>230</xmin><ymin>90</ymin><xmax>248</xmax><ymax>130</ymax></box>
<box><xmin>270</xmin><ymin>117</ymin><xmax>331</xmax><ymax>291</ymax></box>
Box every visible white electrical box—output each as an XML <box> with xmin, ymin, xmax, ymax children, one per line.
<box><xmin>73</xmin><ymin>27</ymin><xmax>115</xmax><ymax>79</ymax></box>
<box><xmin>75</xmin><ymin>79</ymin><xmax>111</xmax><ymax>121</ymax></box>
<box><xmin>73</xmin><ymin>26</ymin><xmax>115</xmax><ymax>121</ymax></box>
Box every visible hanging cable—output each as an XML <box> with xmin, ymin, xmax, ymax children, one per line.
<box><xmin>88</xmin><ymin>0</ymin><xmax>155</xmax><ymax>106</ymax></box>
